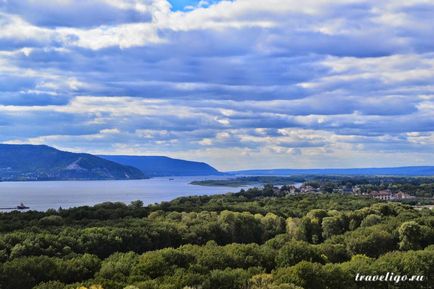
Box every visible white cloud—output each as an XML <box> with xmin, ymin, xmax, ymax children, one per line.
<box><xmin>0</xmin><ymin>13</ymin><xmax>53</xmax><ymax>41</ymax></box>
<box><xmin>1</xmin><ymin>0</ymin><xmax>434</xmax><ymax>168</ymax></box>
<box><xmin>58</xmin><ymin>23</ymin><xmax>164</xmax><ymax>49</ymax></box>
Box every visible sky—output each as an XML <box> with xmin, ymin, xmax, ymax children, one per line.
<box><xmin>0</xmin><ymin>0</ymin><xmax>434</xmax><ymax>171</ymax></box>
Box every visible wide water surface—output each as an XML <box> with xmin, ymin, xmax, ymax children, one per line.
<box><xmin>0</xmin><ymin>176</ymin><xmax>249</xmax><ymax>211</ymax></box>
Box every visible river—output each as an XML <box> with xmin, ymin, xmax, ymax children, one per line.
<box><xmin>0</xmin><ymin>176</ymin><xmax>248</xmax><ymax>212</ymax></box>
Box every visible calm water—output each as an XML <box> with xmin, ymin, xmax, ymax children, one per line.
<box><xmin>0</xmin><ymin>176</ymin><xmax>249</xmax><ymax>212</ymax></box>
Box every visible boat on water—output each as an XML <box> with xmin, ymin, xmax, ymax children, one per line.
<box><xmin>0</xmin><ymin>203</ymin><xmax>30</xmax><ymax>210</ymax></box>
<box><xmin>16</xmin><ymin>202</ymin><xmax>29</xmax><ymax>210</ymax></box>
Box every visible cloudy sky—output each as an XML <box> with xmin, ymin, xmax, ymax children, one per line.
<box><xmin>1</xmin><ymin>0</ymin><xmax>434</xmax><ymax>170</ymax></box>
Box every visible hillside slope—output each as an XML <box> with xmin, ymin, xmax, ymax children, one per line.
<box><xmin>0</xmin><ymin>144</ymin><xmax>145</xmax><ymax>181</ymax></box>
<box><xmin>100</xmin><ymin>155</ymin><xmax>221</xmax><ymax>177</ymax></box>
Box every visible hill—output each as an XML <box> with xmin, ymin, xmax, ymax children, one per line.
<box><xmin>230</xmin><ymin>166</ymin><xmax>434</xmax><ymax>176</ymax></box>
<box><xmin>100</xmin><ymin>155</ymin><xmax>222</xmax><ymax>177</ymax></box>
<box><xmin>0</xmin><ymin>144</ymin><xmax>145</xmax><ymax>181</ymax></box>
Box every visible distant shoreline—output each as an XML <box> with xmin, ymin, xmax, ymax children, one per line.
<box><xmin>0</xmin><ymin>175</ymin><xmax>225</xmax><ymax>183</ymax></box>
<box><xmin>190</xmin><ymin>176</ymin><xmax>300</xmax><ymax>187</ymax></box>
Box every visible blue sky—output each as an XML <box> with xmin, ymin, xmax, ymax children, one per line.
<box><xmin>168</xmin><ymin>0</ymin><xmax>220</xmax><ymax>11</ymax></box>
<box><xmin>0</xmin><ymin>0</ymin><xmax>433</xmax><ymax>170</ymax></box>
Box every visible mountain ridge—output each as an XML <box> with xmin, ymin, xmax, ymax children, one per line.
<box><xmin>0</xmin><ymin>144</ymin><xmax>145</xmax><ymax>181</ymax></box>
<box><xmin>1</xmin><ymin>143</ymin><xmax>431</xmax><ymax>180</ymax></box>
<box><xmin>230</xmin><ymin>166</ymin><xmax>434</xmax><ymax>176</ymax></box>
<box><xmin>99</xmin><ymin>155</ymin><xmax>222</xmax><ymax>177</ymax></box>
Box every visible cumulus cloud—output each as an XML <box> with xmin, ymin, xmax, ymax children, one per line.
<box><xmin>0</xmin><ymin>0</ymin><xmax>434</xmax><ymax>169</ymax></box>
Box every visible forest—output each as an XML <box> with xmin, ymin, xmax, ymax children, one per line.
<box><xmin>192</xmin><ymin>176</ymin><xmax>434</xmax><ymax>197</ymax></box>
<box><xmin>0</xmin><ymin>186</ymin><xmax>433</xmax><ymax>289</ymax></box>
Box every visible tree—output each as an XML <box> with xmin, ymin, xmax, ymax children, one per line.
<box><xmin>202</xmin><ymin>268</ymin><xmax>252</xmax><ymax>289</ymax></box>
<box><xmin>346</xmin><ymin>228</ymin><xmax>396</xmax><ymax>258</ymax></box>
<box><xmin>132</xmin><ymin>248</ymin><xmax>194</xmax><ymax>279</ymax></box>
<box><xmin>398</xmin><ymin>221</ymin><xmax>422</xmax><ymax>250</ymax></box>
<box><xmin>39</xmin><ymin>215</ymin><xmax>64</xmax><ymax>226</ymax></box>
<box><xmin>96</xmin><ymin>252</ymin><xmax>138</xmax><ymax>282</ymax></box>
<box><xmin>276</xmin><ymin>241</ymin><xmax>324</xmax><ymax>267</ymax></box>
<box><xmin>360</xmin><ymin>214</ymin><xmax>382</xmax><ymax>227</ymax></box>
<box><xmin>260</xmin><ymin>213</ymin><xmax>286</xmax><ymax>241</ymax></box>
<box><xmin>248</xmin><ymin>274</ymin><xmax>303</xmax><ymax>289</ymax></box>
<box><xmin>322</xmin><ymin>217</ymin><xmax>344</xmax><ymax>239</ymax></box>
<box><xmin>269</xmin><ymin>285</ymin><xmax>303</xmax><ymax>289</ymax></box>
<box><xmin>129</xmin><ymin>200</ymin><xmax>144</xmax><ymax>209</ymax></box>
<box><xmin>273</xmin><ymin>261</ymin><xmax>325</xmax><ymax>289</ymax></box>
<box><xmin>31</xmin><ymin>281</ymin><xmax>65</xmax><ymax>289</ymax></box>
<box><xmin>286</xmin><ymin>218</ymin><xmax>303</xmax><ymax>240</ymax></box>
<box><xmin>249</xmin><ymin>273</ymin><xmax>273</xmax><ymax>289</ymax></box>
<box><xmin>76</xmin><ymin>286</ymin><xmax>104</xmax><ymax>289</ymax></box>
<box><xmin>317</xmin><ymin>243</ymin><xmax>349</xmax><ymax>263</ymax></box>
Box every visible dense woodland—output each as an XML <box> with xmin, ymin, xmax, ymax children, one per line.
<box><xmin>193</xmin><ymin>176</ymin><xmax>434</xmax><ymax>198</ymax></box>
<box><xmin>301</xmin><ymin>176</ymin><xmax>434</xmax><ymax>197</ymax></box>
<box><xmin>0</xmin><ymin>186</ymin><xmax>433</xmax><ymax>289</ymax></box>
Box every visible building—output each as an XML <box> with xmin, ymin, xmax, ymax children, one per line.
<box><xmin>369</xmin><ymin>190</ymin><xmax>416</xmax><ymax>200</ymax></box>
<box><xmin>370</xmin><ymin>190</ymin><xmax>394</xmax><ymax>200</ymax></box>
<box><xmin>300</xmin><ymin>185</ymin><xmax>318</xmax><ymax>194</ymax></box>
<box><xmin>394</xmin><ymin>191</ymin><xmax>416</xmax><ymax>200</ymax></box>
<box><xmin>352</xmin><ymin>185</ymin><xmax>362</xmax><ymax>195</ymax></box>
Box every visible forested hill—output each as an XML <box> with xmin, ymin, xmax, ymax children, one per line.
<box><xmin>0</xmin><ymin>188</ymin><xmax>432</xmax><ymax>289</ymax></box>
<box><xmin>232</xmin><ymin>166</ymin><xmax>434</xmax><ymax>176</ymax></box>
<box><xmin>100</xmin><ymin>155</ymin><xmax>222</xmax><ymax>176</ymax></box>
<box><xmin>0</xmin><ymin>144</ymin><xmax>145</xmax><ymax>181</ymax></box>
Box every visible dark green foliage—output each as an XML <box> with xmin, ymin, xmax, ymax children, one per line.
<box><xmin>33</xmin><ymin>281</ymin><xmax>66</xmax><ymax>289</ymax></box>
<box><xmin>360</xmin><ymin>214</ymin><xmax>382</xmax><ymax>227</ymax></box>
<box><xmin>96</xmin><ymin>252</ymin><xmax>139</xmax><ymax>282</ymax></box>
<box><xmin>316</xmin><ymin>243</ymin><xmax>349</xmax><ymax>263</ymax></box>
<box><xmin>202</xmin><ymin>268</ymin><xmax>254</xmax><ymax>289</ymax></box>
<box><xmin>0</xmin><ymin>185</ymin><xmax>432</xmax><ymax>289</ymax></box>
<box><xmin>345</xmin><ymin>227</ymin><xmax>397</xmax><ymax>258</ymax></box>
<box><xmin>398</xmin><ymin>221</ymin><xmax>423</xmax><ymax>250</ymax></box>
<box><xmin>0</xmin><ymin>254</ymin><xmax>100</xmax><ymax>289</ymax></box>
<box><xmin>193</xmin><ymin>175</ymin><xmax>434</xmax><ymax>197</ymax></box>
<box><xmin>321</xmin><ymin>216</ymin><xmax>345</xmax><ymax>239</ymax></box>
<box><xmin>191</xmin><ymin>176</ymin><xmax>301</xmax><ymax>187</ymax></box>
<box><xmin>276</xmin><ymin>241</ymin><xmax>324</xmax><ymax>267</ymax></box>
<box><xmin>273</xmin><ymin>261</ymin><xmax>327</xmax><ymax>289</ymax></box>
